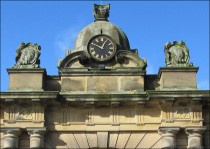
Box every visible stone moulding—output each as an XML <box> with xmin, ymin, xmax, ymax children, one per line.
<box><xmin>157</xmin><ymin>67</ymin><xmax>199</xmax><ymax>78</ymax></box>
<box><xmin>58</xmin><ymin>50</ymin><xmax>90</xmax><ymax>68</ymax></box>
<box><xmin>0</xmin><ymin>91</ymin><xmax>58</xmax><ymax>100</ymax></box>
<box><xmin>59</xmin><ymin>68</ymin><xmax>146</xmax><ymax>76</ymax></box>
<box><xmin>0</xmin><ymin>90</ymin><xmax>209</xmax><ymax>102</ymax></box>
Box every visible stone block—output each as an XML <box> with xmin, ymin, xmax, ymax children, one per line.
<box><xmin>119</xmin><ymin>76</ymin><xmax>144</xmax><ymax>91</ymax></box>
<box><xmin>158</xmin><ymin>67</ymin><xmax>198</xmax><ymax>90</ymax></box>
<box><xmin>87</xmin><ymin>76</ymin><xmax>118</xmax><ymax>92</ymax></box>
<box><xmin>61</xmin><ymin>77</ymin><xmax>87</xmax><ymax>91</ymax></box>
<box><xmin>7</xmin><ymin>68</ymin><xmax>46</xmax><ymax>91</ymax></box>
<box><xmin>45</xmin><ymin>76</ymin><xmax>61</xmax><ymax>91</ymax></box>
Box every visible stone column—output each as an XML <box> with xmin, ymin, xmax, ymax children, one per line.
<box><xmin>185</xmin><ymin>126</ymin><xmax>206</xmax><ymax>149</ymax></box>
<box><xmin>2</xmin><ymin>127</ymin><xmax>21</xmax><ymax>148</ymax></box>
<box><xmin>27</xmin><ymin>127</ymin><xmax>46</xmax><ymax>148</ymax></box>
<box><xmin>158</xmin><ymin>127</ymin><xmax>180</xmax><ymax>149</ymax></box>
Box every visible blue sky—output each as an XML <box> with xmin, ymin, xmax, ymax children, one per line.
<box><xmin>1</xmin><ymin>1</ymin><xmax>209</xmax><ymax>91</ymax></box>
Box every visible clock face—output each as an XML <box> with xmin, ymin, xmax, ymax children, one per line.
<box><xmin>88</xmin><ymin>35</ymin><xmax>116</xmax><ymax>62</ymax></box>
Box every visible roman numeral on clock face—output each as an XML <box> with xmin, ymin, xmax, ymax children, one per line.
<box><xmin>108</xmin><ymin>51</ymin><xmax>113</xmax><ymax>55</ymax></box>
<box><xmin>91</xmin><ymin>51</ymin><xmax>96</xmax><ymax>55</ymax></box>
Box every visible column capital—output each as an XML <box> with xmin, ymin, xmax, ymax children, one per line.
<box><xmin>1</xmin><ymin>127</ymin><xmax>21</xmax><ymax>148</ymax></box>
<box><xmin>185</xmin><ymin>126</ymin><xmax>207</xmax><ymax>135</ymax></box>
<box><xmin>1</xmin><ymin>127</ymin><xmax>21</xmax><ymax>136</ymax></box>
<box><xmin>185</xmin><ymin>126</ymin><xmax>207</xmax><ymax>149</ymax></box>
<box><xmin>158</xmin><ymin>127</ymin><xmax>180</xmax><ymax>149</ymax></box>
<box><xmin>159</xmin><ymin>126</ymin><xmax>180</xmax><ymax>136</ymax></box>
<box><xmin>27</xmin><ymin>127</ymin><xmax>46</xmax><ymax>135</ymax></box>
<box><xmin>27</xmin><ymin>127</ymin><xmax>46</xmax><ymax>148</ymax></box>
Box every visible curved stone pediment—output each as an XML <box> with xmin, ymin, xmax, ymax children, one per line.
<box><xmin>58</xmin><ymin>49</ymin><xmax>147</xmax><ymax>71</ymax></box>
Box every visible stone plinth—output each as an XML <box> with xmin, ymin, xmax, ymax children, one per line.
<box><xmin>158</xmin><ymin>67</ymin><xmax>198</xmax><ymax>90</ymax></box>
<box><xmin>7</xmin><ymin>68</ymin><xmax>46</xmax><ymax>91</ymax></box>
<box><xmin>158</xmin><ymin>127</ymin><xmax>180</xmax><ymax>148</ymax></box>
<box><xmin>2</xmin><ymin>127</ymin><xmax>21</xmax><ymax>148</ymax></box>
<box><xmin>27</xmin><ymin>127</ymin><xmax>46</xmax><ymax>148</ymax></box>
<box><xmin>186</xmin><ymin>126</ymin><xmax>206</xmax><ymax>149</ymax></box>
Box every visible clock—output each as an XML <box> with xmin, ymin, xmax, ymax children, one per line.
<box><xmin>88</xmin><ymin>35</ymin><xmax>116</xmax><ymax>62</ymax></box>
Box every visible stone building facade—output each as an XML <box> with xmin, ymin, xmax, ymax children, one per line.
<box><xmin>0</xmin><ymin>4</ymin><xmax>209</xmax><ymax>149</ymax></box>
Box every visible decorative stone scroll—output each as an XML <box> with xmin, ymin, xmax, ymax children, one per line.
<box><xmin>94</xmin><ymin>4</ymin><xmax>110</xmax><ymax>21</ymax></box>
<box><xmin>174</xmin><ymin>107</ymin><xmax>191</xmax><ymax>119</ymax></box>
<box><xmin>164</xmin><ymin>41</ymin><xmax>193</xmax><ymax>67</ymax></box>
<box><xmin>13</xmin><ymin>42</ymin><xmax>41</xmax><ymax>68</ymax></box>
<box><xmin>4</xmin><ymin>106</ymin><xmax>44</xmax><ymax>123</ymax></box>
<box><xmin>115</xmin><ymin>50</ymin><xmax>147</xmax><ymax>70</ymax></box>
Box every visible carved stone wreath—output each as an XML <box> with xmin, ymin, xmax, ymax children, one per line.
<box><xmin>13</xmin><ymin>42</ymin><xmax>41</xmax><ymax>68</ymax></box>
<box><xmin>164</xmin><ymin>41</ymin><xmax>193</xmax><ymax>67</ymax></box>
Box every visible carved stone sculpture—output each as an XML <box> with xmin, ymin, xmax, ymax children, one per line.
<box><xmin>93</xmin><ymin>4</ymin><xmax>110</xmax><ymax>21</ymax></box>
<box><xmin>13</xmin><ymin>42</ymin><xmax>41</xmax><ymax>68</ymax></box>
<box><xmin>164</xmin><ymin>41</ymin><xmax>193</xmax><ymax>67</ymax></box>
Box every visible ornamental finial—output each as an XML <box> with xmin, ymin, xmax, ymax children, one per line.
<box><xmin>93</xmin><ymin>4</ymin><xmax>110</xmax><ymax>21</ymax></box>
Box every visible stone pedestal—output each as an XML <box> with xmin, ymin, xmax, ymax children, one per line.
<box><xmin>2</xmin><ymin>127</ymin><xmax>21</xmax><ymax>148</ymax></box>
<box><xmin>158</xmin><ymin>67</ymin><xmax>198</xmax><ymax>90</ymax></box>
<box><xmin>185</xmin><ymin>126</ymin><xmax>206</xmax><ymax>149</ymax></box>
<box><xmin>27</xmin><ymin>127</ymin><xmax>46</xmax><ymax>148</ymax></box>
<box><xmin>158</xmin><ymin>127</ymin><xmax>180</xmax><ymax>149</ymax></box>
<box><xmin>7</xmin><ymin>68</ymin><xmax>46</xmax><ymax>91</ymax></box>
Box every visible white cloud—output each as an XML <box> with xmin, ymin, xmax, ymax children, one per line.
<box><xmin>198</xmin><ymin>80</ymin><xmax>209</xmax><ymax>90</ymax></box>
<box><xmin>54</xmin><ymin>26</ymin><xmax>81</xmax><ymax>58</ymax></box>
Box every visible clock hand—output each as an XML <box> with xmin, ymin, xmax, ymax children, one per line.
<box><xmin>101</xmin><ymin>40</ymin><xmax>108</xmax><ymax>49</ymax></box>
<box><xmin>91</xmin><ymin>43</ymin><xmax>102</xmax><ymax>49</ymax></box>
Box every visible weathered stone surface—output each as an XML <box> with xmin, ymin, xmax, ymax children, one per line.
<box><xmin>61</xmin><ymin>77</ymin><xmax>87</xmax><ymax>91</ymax></box>
<box><xmin>60</xmin><ymin>76</ymin><xmax>144</xmax><ymax>92</ymax></box>
<box><xmin>1</xmin><ymin>3</ymin><xmax>209</xmax><ymax>149</ymax></box>
<box><xmin>27</xmin><ymin>127</ymin><xmax>46</xmax><ymax>148</ymax></box>
<box><xmin>1</xmin><ymin>127</ymin><xmax>21</xmax><ymax>148</ymax></box>
<box><xmin>159</xmin><ymin>127</ymin><xmax>180</xmax><ymax>148</ymax></box>
<box><xmin>45</xmin><ymin>76</ymin><xmax>61</xmax><ymax>91</ymax></box>
<box><xmin>7</xmin><ymin>68</ymin><xmax>46</xmax><ymax>91</ymax></box>
<box><xmin>158</xmin><ymin>67</ymin><xmax>198</xmax><ymax>90</ymax></box>
<box><xmin>120</xmin><ymin>76</ymin><xmax>144</xmax><ymax>91</ymax></box>
<box><xmin>186</xmin><ymin>126</ymin><xmax>207</xmax><ymax>149</ymax></box>
<box><xmin>94</xmin><ymin>4</ymin><xmax>110</xmax><ymax>21</ymax></box>
<box><xmin>13</xmin><ymin>42</ymin><xmax>41</xmax><ymax>68</ymax></box>
<box><xmin>164</xmin><ymin>41</ymin><xmax>193</xmax><ymax>67</ymax></box>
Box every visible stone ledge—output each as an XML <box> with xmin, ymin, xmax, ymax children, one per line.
<box><xmin>158</xmin><ymin>67</ymin><xmax>199</xmax><ymax>78</ymax></box>
<box><xmin>7</xmin><ymin>68</ymin><xmax>47</xmax><ymax>74</ymax></box>
<box><xmin>59</xmin><ymin>68</ymin><xmax>146</xmax><ymax>76</ymax></box>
